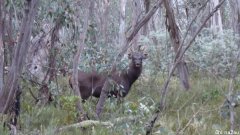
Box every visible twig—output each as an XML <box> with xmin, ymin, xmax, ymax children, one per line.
<box><xmin>176</xmin><ymin>109</ymin><xmax>201</xmax><ymax>135</ymax></box>
<box><xmin>27</xmin><ymin>88</ymin><xmax>38</xmax><ymax>102</ymax></box>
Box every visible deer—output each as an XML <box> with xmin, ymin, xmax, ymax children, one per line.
<box><xmin>69</xmin><ymin>46</ymin><xmax>147</xmax><ymax>101</ymax></box>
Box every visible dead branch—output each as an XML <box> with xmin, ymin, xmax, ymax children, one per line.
<box><xmin>55</xmin><ymin>120</ymin><xmax>113</xmax><ymax>133</ymax></box>
<box><xmin>55</xmin><ymin>115</ymin><xmax>140</xmax><ymax>133</ymax></box>
<box><xmin>176</xmin><ymin>108</ymin><xmax>201</xmax><ymax>135</ymax></box>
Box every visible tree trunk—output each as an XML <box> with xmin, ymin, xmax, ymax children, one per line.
<box><xmin>5</xmin><ymin>8</ymin><xmax>15</xmax><ymax>66</ymax></box>
<box><xmin>102</xmin><ymin>0</ymin><xmax>110</xmax><ymax>44</ymax></box>
<box><xmin>163</xmin><ymin>0</ymin><xmax>190</xmax><ymax>90</ymax></box>
<box><xmin>131</xmin><ymin>0</ymin><xmax>141</xmax><ymax>49</ymax></box>
<box><xmin>71</xmin><ymin>0</ymin><xmax>91</xmax><ymax>121</ymax></box>
<box><xmin>119</xmin><ymin>0</ymin><xmax>127</xmax><ymax>48</ymax></box>
<box><xmin>143</xmin><ymin>0</ymin><xmax>150</xmax><ymax>35</ymax></box>
<box><xmin>228</xmin><ymin>0</ymin><xmax>240</xmax><ymax>132</ymax></box>
<box><xmin>210</xmin><ymin>0</ymin><xmax>223</xmax><ymax>33</ymax></box>
<box><xmin>0</xmin><ymin>0</ymin><xmax>39</xmax><ymax>113</ymax></box>
<box><xmin>0</xmin><ymin>0</ymin><xmax>4</xmax><ymax>93</ymax></box>
<box><xmin>37</xmin><ymin>17</ymin><xmax>62</xmax><ymax>105</ymax></box>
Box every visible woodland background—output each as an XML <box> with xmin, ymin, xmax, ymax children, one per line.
<box><xmin>0</xmin><ymin>0</ymin><xmax>240</xmax><ymax>134</ymax></box>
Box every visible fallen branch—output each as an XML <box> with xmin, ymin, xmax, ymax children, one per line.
<box><xmin>55</xmin><ymin>120</ymin><xmax>113</xmax><ymax>133</ymax></box>
<box><xmin>55</xmin><ymin>115</ymin><xmax>140</xmax><ymax>133</ymax></box>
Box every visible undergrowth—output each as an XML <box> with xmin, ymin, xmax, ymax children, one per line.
<box><xmin>0</xmin><ymin>74</ymin><xmax>239</xmax><ymax>135</ymax></box>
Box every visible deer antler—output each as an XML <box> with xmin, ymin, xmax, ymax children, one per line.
<box><xmin>129</xmin><ymin>45</ymin><xmax>134</xmax><ymax>53</ymax></box>
<box><xmin>138</xmin><ymin>45</ymin><xmax>142</xmax><ymax>51</ymax></box>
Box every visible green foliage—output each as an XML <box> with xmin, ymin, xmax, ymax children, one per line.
<box><xmin>188</xmin><ymin>29</ymin><xmax>239</xmax><ymax>76</ymax></box>
<box><xmin>139</xmin><ymin>28</ymin><xmax>240</xmax><ymax>77</ymax></box>
<box><xmin>3</xmin><ymin>74</ymin><xmax>239</xmax><ymax>134</ymax></box>
<box><xmin>3</xmin><ymin>0</ymin><xmax>240</xmax><ymax>134</ymax></box>
<box><xmin>59</xmin><ymin>96</ymin><xmax>79</xmax><ymax>124</ymax></box>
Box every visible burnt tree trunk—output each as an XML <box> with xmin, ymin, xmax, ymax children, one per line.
<box><xmin>96</xmin><ymin>0</ymin><xmax>164</xmax><ymax>119</ymax></box>
<box><xmin>0</xmin><ymin>0</ymin><xmax>39</xmax><ymax>113</ymax></box>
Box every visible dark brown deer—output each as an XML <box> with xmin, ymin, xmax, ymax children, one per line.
<box><xmin>69</xmin><ymin>47</ymin><xmax>147</xmax><ymax>100</ymax></box>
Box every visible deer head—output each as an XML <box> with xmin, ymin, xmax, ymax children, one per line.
<box><xmin>128</xmin><ymin>45</ymin><xmax>148</xmax><ymax>67</ymax></box>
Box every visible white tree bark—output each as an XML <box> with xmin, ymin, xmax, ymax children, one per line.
<box><xmin>210</xmin><ymin>0</ymin><xmax>223</xmax><ymax>33</ymax></box>
<box><xmin>119</xmin><ymin>0</ymin><xmax>127</xmax><ymax>47</ymax></box>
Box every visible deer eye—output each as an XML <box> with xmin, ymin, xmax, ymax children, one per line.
<box><xmin>128</xmin><ymin>54</ymin><xmax>132</xmax><ymax>59</ymax></box>
<box><xmin>142</xmin><ymin>53</ymin><xmax>148</xmax><ymax>59</ymax></box>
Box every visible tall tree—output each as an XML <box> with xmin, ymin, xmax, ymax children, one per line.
<box><xmin>0</xmin><ymin>0</ymin><xmax>4</xmax><ymax>93</ymax></box>
<box><xmin>163</xmin><ymin>0</ymin><xmax>190</xmax><ymax>90</ymax></box>
<box><xmin>143</xmin><ymin>0</ymin><xmax>150</xmax><ymax>35</ymax></box>
<box><xmin>119</xmin><ymin>0</ymin><xmax>127</xmax><ymax>47</ymax></box>
<box><xmin>0</xmin><ymin>0</ymin><xmax>39</xmax><ymax>113</ymax></box>
<box><xmin>131</xmin><ymin>0</ymin><xmax>141</xmax><ymax>48</ymax></box>
<box><xmin>71</xmin><ymin>0</ymin><xmax>92</xmax><ymax>121</ymax></box>
<box><xmin>37</xmin><ymin>16</ymin><xmax>63</xmax><ymax>105</ymax></box>
<box><xmin>210</xmin><ymin>0</ymin><xmax>223</xmax><ymax>33</ymax></box>
<box><xmin>228</xmin><ymin>0</ymin><xmax>240</xmax><ymax>131</ymax></box>
<box><xmin>102</xmin><ymin>0</ymin><xmax>110</xmax><ymax>44</ymax></box>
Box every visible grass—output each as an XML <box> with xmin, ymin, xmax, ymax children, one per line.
<box><xmin>0</xmin><ymin>74</ymin><xmax>239</xmax><ymax>135</ymax></box>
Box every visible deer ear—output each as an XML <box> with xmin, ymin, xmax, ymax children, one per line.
<box><xmin>142</xmin><ymin>53</ymin><xmax>148</xmax><ymax>59</ymax></box>
<box><xmin>128</xmin><ymin>53</ymin><xmax>132</xmax><ymax>59</ymax></box>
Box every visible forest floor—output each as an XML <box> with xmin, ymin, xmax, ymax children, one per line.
<box><xmin>0</xmin><ymin>74</ymin><xmax>239</xmax><ymax>135</ymax></box>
